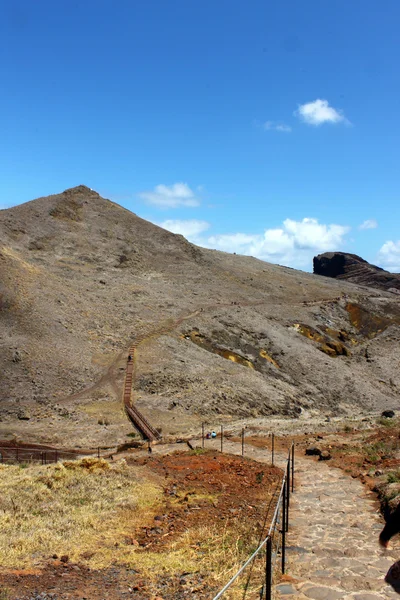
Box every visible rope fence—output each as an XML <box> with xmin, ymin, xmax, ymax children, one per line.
<box><xmin>211</xmin><ymin>443</ymin><xmax>295</xmax><ymax>600</ymax></box>
<box><xmin>0</xmin><ymin>445</ymin><xmax>102</xmax><ymax>465</ymax></box>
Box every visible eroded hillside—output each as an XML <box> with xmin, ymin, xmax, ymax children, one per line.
<box><xmin>1</xmin><ymin>186</ymin><xmax>399</xmax><ymax>447</ymax></box>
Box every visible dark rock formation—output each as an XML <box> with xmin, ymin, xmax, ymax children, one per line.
<box><xmin>313</xmin><ymin>252</ymin><xmax>400</xmax><ymax>293</ymax></box>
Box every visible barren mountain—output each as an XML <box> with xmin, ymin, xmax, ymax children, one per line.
<box><xmin>314</xmin><ymin>252</ymin><xmax>400</xmax><ymax>293</ymax></box>
<box><xmin>1</xmin><ymin>186</ymin><xmax>400</xmax><ymax>448</ymax></box>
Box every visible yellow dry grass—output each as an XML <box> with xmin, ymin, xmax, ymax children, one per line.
<box><xmin>0</xmin><ymin>457</ymin><xmax>279</xmax><ymax>597</ymax></box>
<box><xmin>0</xmin><ymin>458</ymin><xmax>161</xmax><ymax>570</ymax></box>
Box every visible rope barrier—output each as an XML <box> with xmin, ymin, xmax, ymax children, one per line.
<box><xmin>212</xmin><ymin>465</ymin><xmax>288</xmax><ymax>600</ymax></box>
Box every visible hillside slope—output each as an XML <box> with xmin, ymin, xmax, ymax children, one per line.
<box><xmin>1</xmin><ymin>186</ymin><xmax>399</xmax><ymax>447</ymax></box>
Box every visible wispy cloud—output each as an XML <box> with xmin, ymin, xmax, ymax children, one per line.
<box><xmin>139</xmin><ymin>183</ymin><xmax>200</xmax><ymax>208</ymax></box>
<box><xmin>377</xmin><ymin>240</ymin><xmax>400</xmax><ymax>272</ymax></box>
<box><xmin>294</xmin><ymin>99</ymin><xmax>350</xmax><ymax>126</ymax></box>
<box><xmin>263</xmin><ymin>121</ymin><xmax>292</xmax><ymax>133</ymax></box>
<box><xmin>359</xmin><ymin>219</ymin><xmax>378</xmax><ymax>230</ymax></box>
<box><xmin>160</xmin><ymin>219</ymin><xmax>210</xmax><ymax>237</ymax></box>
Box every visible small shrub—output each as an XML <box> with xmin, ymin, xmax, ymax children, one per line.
<box><xmin>378</xmin><ymin>416</ymin><xmax>397</xmax><ymax>428</ymax></box>
<box><xmin>387</xmin><ymin>470</ymin><xmax>400</xmax><ymax>484</ymax></box>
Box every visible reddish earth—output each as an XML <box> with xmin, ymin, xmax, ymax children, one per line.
<box><xmin>0</xmin><ymin>450</ymin><xmax>282</xmax><ymax>600</ymax></box>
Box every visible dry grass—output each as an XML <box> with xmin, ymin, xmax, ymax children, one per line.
<box><xmin>0</xmin><ymin>458</ymin><xmax>161</xmax><ymax>570</ymax></box>
<box><xmin>0</xmin><ymin>457</ymin><xmax>279</xmax><ymax>597</ymax></box>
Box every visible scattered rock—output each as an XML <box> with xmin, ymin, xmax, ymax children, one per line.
<box><xmin>12</xmin><ymin>350</ymin><xmax>22</xmax><ymax>363</ymax></box>
<box><xmin>305</xmin><ymin>446</ymin><xmax>322</xmax><ymax>456</ymax></box>
<box><xmin>319</xmin><ymin>450</ymin><xmax>332</xmax><ymax>461</ymax></box>
<box><xmin>381</xmin><ymin>410</ymin><xmax>395</xmax><ymax>418</ymax></box>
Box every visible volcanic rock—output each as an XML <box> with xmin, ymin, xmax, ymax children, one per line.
<box><xmin>313</xmin><ymin>252</ymin><xmax>400</xmax><ymax>292</ymax></box>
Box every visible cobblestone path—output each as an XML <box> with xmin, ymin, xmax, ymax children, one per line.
<box><xmin>275</xmin><ymin>454</ymin><xmax>400</xmax><ymax>600</ymax></box>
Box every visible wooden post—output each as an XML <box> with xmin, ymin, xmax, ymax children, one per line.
<box><xmin>266</xmin><ymin>536</ymin><xmax>272</xmax><ymax>600</ymax></box>
<box><xmin>241</xmin><ymin>428</ymin><xmax>245</xmax><ymax>456</ymax></box>
<box><xmin>291</xmin><ymin>443</ymin><xmax>294</xmax><ymax>493</ymax></box>
<box><xmin>97</xmin><ymin>447</ymin><xmax>100</xmax><ymax>459</ymax></box>
<box><xmin>271</xmin><ymin>433</ymin><xmax>274</xmax><ymax>466</ymax></box>
<box><xmin>286</xmin><ymin>461</ymin><xmax>290</xmax><ymax>532</ymax></box>
<box><xmin>282</xmin><ymin>482</ymin><xmax>286</xmax><ymax>574</ymax></box>
<box><xmin>202</xmin><ymin>423</ymin><xmax>205</xmax><ymax>449</ymax></box>
<box><xmin>220</xmin><ymin>425</ymin><xmax>223</xmax><ymax>453</ymax></box>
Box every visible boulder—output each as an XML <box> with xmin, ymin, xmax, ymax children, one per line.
<box><xmin>319</xmin><ymin>450</ymin><xmax>332</xmax><ymax>461</ymax></box>
<box><xmin>305</xmin><ymin>446</ymin><xmax>321</xmax><ymax>456</ymax></box>
<box><xmin>382</xmin><ymin>410</ymin><xmax>395</xmax><ymax>419</ymax></box>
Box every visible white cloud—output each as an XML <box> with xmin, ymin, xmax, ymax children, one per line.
<box><xmin>160</xmin><ymin>219</ymin><xmax>210</xmax><ymax>237</ymax></box>
<box><xmin>295</xmin><ymin>99</ymin><xmax>349</xmax><ymax>126</ymax></box>
<box><xmin>139</xmin><ymin>183</ymin><xmax>200</xmax><ymax>208</ymax></box>
<box><xmin>377</xmin><ymin>241</ymin><xmax>400</xmax><ymax>272</ymax></box>
<box><xmin>263</xmin><ymin>121</ymin><xmax>292</xmax><ymax>133</ymax></box>
<box><xmin>359</xmin><ymin>219</ymin><xmax>378</xmax><ymax>230</ymax></box>
<box><xmin>154</xmin><ymin>212</ymin><xmax>350</xmax><ymax>270</ymax></box>
<box><xmin>204</xmin><ymin>218</ymin><xmax>349</xmax><ymax>269</ymax></box>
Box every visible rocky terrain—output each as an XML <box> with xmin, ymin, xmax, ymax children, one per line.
<box><xmin>1</xmin><ymin>186</ymin><xmax>400</xmax><ymax>448</ymax></box>
<box><xmin>314</xmin><ymin>252</ymin><xmax>400</xmax><ymax>293</ymax></box>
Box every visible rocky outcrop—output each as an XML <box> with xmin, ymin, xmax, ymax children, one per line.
<box><xmin>313</xmin><ymin>252</ymin><xmax>400</xmax><ymax>293</ymax></box>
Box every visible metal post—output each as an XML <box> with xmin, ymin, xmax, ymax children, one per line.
<box><xmin>282</xmin><ymin>482</ymin><xmax>286</xmax><ymax>574</ymax></box>
<box><xmin>241</xmin><ymin>428</ymin><xmax>245</xmax><ymax>456</ymax></box>
<box><xmin>98</xmin><ymin>447</ymin><xmax>100</xmax><ymax>459</ymax></box>
<box><xmin>220</xmin><ymin>425</ymin><xmax>223</xmax><ymax>453</ymax></box>
<box><xmin>271</xmin><ymin>433</ymin><xmax>274</xmax><ymax>467</ymax></box>
<box><xmin>291</xmin><ymin>443</ymin><xmax>294</xmax><ymax>493</ymax></box>
<box><xmin>266</xmin><ymin>535</ymin><xmax>272</xmax><ymax>600</ymax></box>
<box><xmin>202</xmin><ymin>423</ymin><xmax>205</xmax><ymax>449</ymax></box>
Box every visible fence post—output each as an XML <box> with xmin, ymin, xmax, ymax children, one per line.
<box><xmin>291</xmin><ymin>443</ymin><xmax>294</xmax><ymax>493</ymax></box>
<box><xmin>282</xmin><ymin>481</ymin><xmax>286</xmax><ymax>574</ymax></box>
<box><xmin>202</xmin><ymin>423</ymin><xmax>205</xmax><ymax>449</ymax></box>
<box><xmin>241</xmin><ymin>428</ymin><xmax>245</xmax><ymax>456</ymax></box>
<box><xmin>55</xmin><ymin>450</ymin><xmax>58</xmax><ymax>463</ymax></box>
<box><xmin>266</xmin><ymin>535</ymin><xmax>272</xmax><ymax>600</ymax></box>
<box><xmin>220</xmin><ymin>425</ymin><xmax>223</xmax><ymax>453</ymax></box>
<box><xmin>286</xmin><ymin>460</ymin><xmax>290</xmax><ymax>532</ymax></box>
<box><xmin>44</xmin><ymin>452</ymin><xmax>47</xmax><ymax>465</ymax></box>
<box><xmin>97</xmin><ymin>447</ymin><xmax>100</xmax><ymax>459</ymax></box>
<box><xmin>271</xmin><ymin>433</ymin><xmax>274</xmax><ymax>467</ymax></box>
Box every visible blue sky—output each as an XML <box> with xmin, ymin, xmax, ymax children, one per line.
<box><xmin>1</xmin><ymin>0</ymin><xmax>399</xmax><ymax>271</ymax></box>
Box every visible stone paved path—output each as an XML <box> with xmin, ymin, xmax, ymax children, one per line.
<box><xmin>152</xmin><ymin>437</ymin><xmax>400</xmax><ymax>599</ymax></box>
<box><xmin>275</xmin><ymin>453</ymin><xmax>400</xmax><ymax>600</ymax></box>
